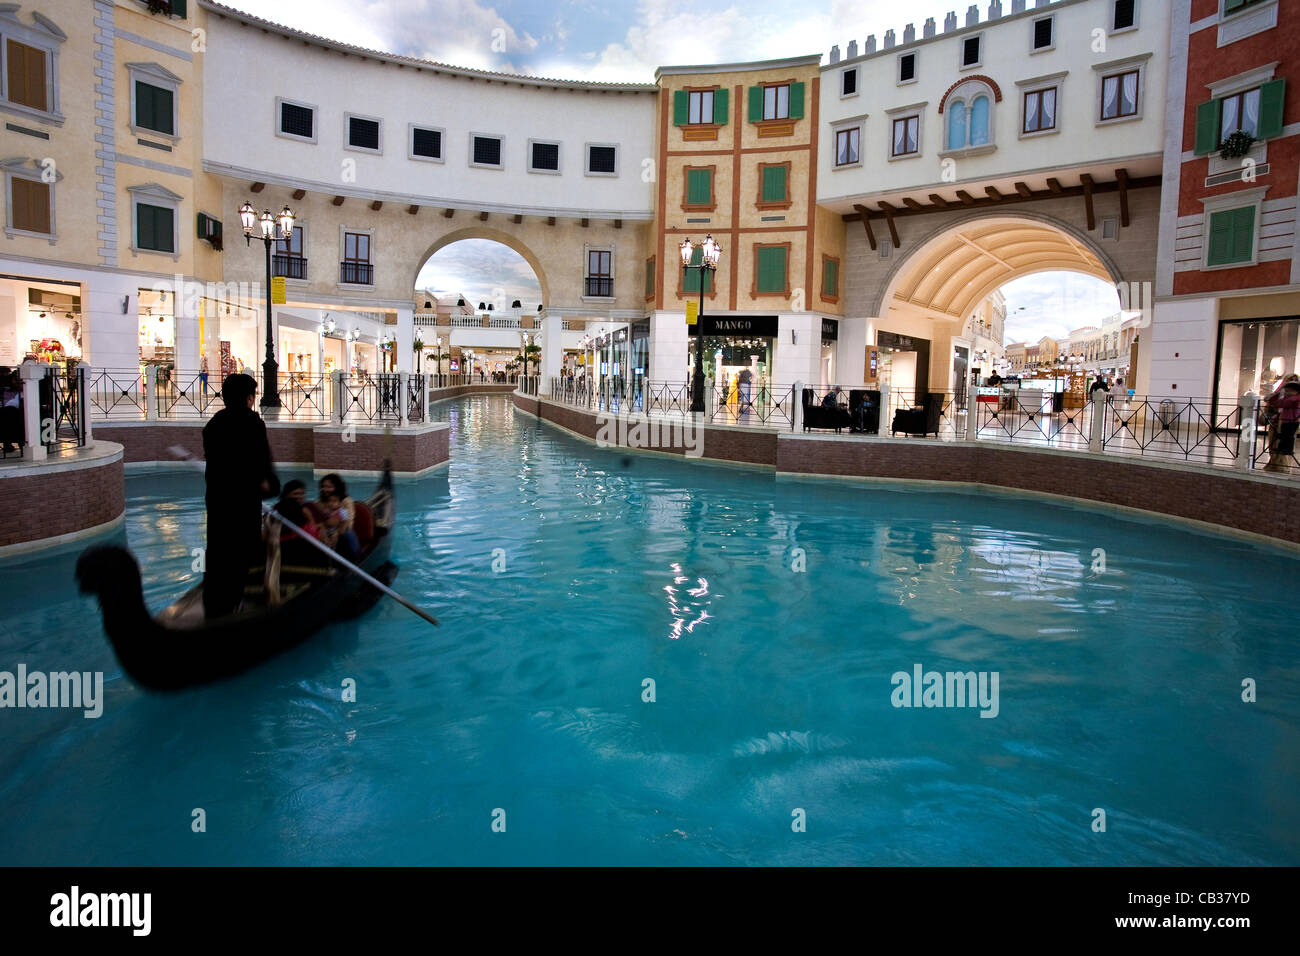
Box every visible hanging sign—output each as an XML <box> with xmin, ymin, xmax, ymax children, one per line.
<box><xmin>685</xmin><ymin>301</ymin><xmax>698</xmax><ymax>326</ymax></box>
<box><xmin>270</xmin><ymin>277</ymin><xmax>287</xmax><ymax>305</ymax></box>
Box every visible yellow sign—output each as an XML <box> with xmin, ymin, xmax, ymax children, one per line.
<box><xmin>685</xmin><ymin>301</ymin><xmax>698</xmax><ymax>326</ymax></box>
<box><xmin>271</xmin><ymin>276</ymin><xmax>286</xmax><ymax>305</ymax></box>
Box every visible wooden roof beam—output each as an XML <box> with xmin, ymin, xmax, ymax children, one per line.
<box><xmin>1115</xmin><ymin>168</ymin><xmax>1130</xmax><ymax>228</ymax></box>
<box><xmin>291</xmin><ymin>188</ymin><xmax>306</xmax><ymax>200</ymax></box>
<box><xmin>250</xmin><ymin>182</ymin><xmax>265</xmax><ymax>193</ymax></box>
<box><xmin>1080</xmin><ymin>173</ymin><xmax>1096</xmax><ymax>231</ymax></box>
<box><xmin>331</xmin><ymin>195</ymin><xmax>344</xmax><ymax>206</ymax></box>
<box><xmin>1014</xmin><ymin>182</ymin><xmax>1032</xmax><ymax>198</ymax></box>
<box><xmin>407</xmin><ymin>204</ymin><xmax>419</xmax><ymax>215</ymax></box>
<box><xmin>956</xmin><ymin>190</ymin><xmax>976</xmax><ymax>205</ymax></box>
<box><xmin>512</xmin><ymin>214</ymin><xmax>523</xmax><ymax>224</ymax></box>
<box><xmin>370</xmin><ymin>200</ymin><xmax>383</xmax><ymax>211</ymax></box>
<box><xmin>877</xmin><ymin>201</ymin><xmax>902</xmax><ymax>248</ymax></box>
<box><xmin>1046</xmin><ymin>177</ymin><xmax>1063</xmax><ymax>193</ymax></box>
<box><xmin>547</xmin><ymin>216</ymin><xmax>556</xmax><ymax>226</ymax></box>
<box><xmin>902</xmin><ymin>197</ymin><xmax>925</xmax><ymax>211</ymax></box>
<box><xmin>853</xmin><ymin>203</ymin><xmax>877</xmax><ymax>251</ymax></box>
<box><xmin>479</xmin><ymin>211</ymin><xmax>489</xmax><ymax>221</ymax></box>
<box><xmin>928</xmin><ymin>194</ymin><xmax>950</xmax><ymax>209</ymax></box>
<box><xmin>985</xmin><ymin>185</ymin><xmax>1002</xmax><ymax>201</ymax></box>
<box><xmin>443</xmin><ymin>208</ymin><xmax>455</xmax><ymax>218</ymax></box>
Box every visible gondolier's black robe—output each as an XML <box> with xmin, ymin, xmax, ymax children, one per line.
<box><xmin>202</xmin><ymin>406</ymin><xmax>279</xmax><ymax>617</ymax></box>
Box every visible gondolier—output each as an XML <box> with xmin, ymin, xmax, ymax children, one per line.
<box><xmin>202</xmin><ymin>373</ymin><xmax>279</xmax><ymax>617</ymax></box>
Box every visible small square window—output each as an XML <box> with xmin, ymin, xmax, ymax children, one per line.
<box><xmin>688</xmin><ymin>89</ymin><xmax>714</xmax><ymax>124</ymax></box>
<box><xmin>1033</xmin><ymin>17</ymin><xmax>1054</xmax><ymax>50</ymax></box>
<box><xmin>347</xmin><ymin>115</ymin><xmax>381</xmax><ymax>151</ymax></box>
<box><xmin>411</xmin><ymin>126</ymin><xmax>442</xmax><ymax>160</ymax></box>
<box><xmin>587</xmin><ymin>144</ymin><xmax>618</xmax><ymax>176</ymax></box>
<box><xmin>1113</xmin><ymin>0</ymin><xmax>1137</xmax><ymax>30</ymax></box>
<box><xmin>763</xmin><ymin>84</ymin><xmax>790</xmax><ymax>121</ymax></box>
<box><xmin>1101</xmin><ymin>217</ymin><xmax>1119</xmax><ymax>239</ymax></box>
<box><xmin>530</xmin><ymin>140</ymin><xmax>560</xmax><ymax>172</ymax></box>
<box><xmin>134</xmin><ymin>81</ymin><xmax>174</xmax><ymax>136</ymax></box>
<box><xmin>279</xmin><ymin>100</ymin><xmax>315</xmax><ymax>140</ymax></box>
<box><xmin>962</xmin><ymin>35</ymin><xmax>982</xmax><ymax>68</ymax></box>
<box><xmin>136</xmin><ymin>202</ymin><xmax>175</xmax><ymax>253</ymax></box>
<box><xmin>898</xmin><ymin>53</ymin><xmax>917</xmax><ymax>83</ymax></box>
<box><xmin>471</xmin><ymin>135</ymin><xmax>504</xmax><ymax>168</ymax></box>
<box><xmin>842</xmin><ymin>68</ymin><xmax>857</xmax><ymax>97</ymax></box>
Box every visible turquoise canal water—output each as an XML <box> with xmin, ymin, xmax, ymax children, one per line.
<box><xmin>1</xmin><ymin>394</ymin><xmax>1297</xmax><ymax>865</ymax></box>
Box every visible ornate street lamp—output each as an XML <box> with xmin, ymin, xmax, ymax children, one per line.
<box><xmin>240</xmin><ymin>199</ymin><xmax>295</xmax><ymax>407</ymax></box>
<box><xmin>680</xmin><ymin>234</ymin><xmax>722</xmax><ymax>413</ymax></box>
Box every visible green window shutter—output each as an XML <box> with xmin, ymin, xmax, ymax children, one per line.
<box><xmin>1193</xmin><ymin>99</ymin><xmax>1221</xmax><ymax>155</ymax></box>
<box><xmin>687</xmin><ymin>168</ymin><xmax>712</xmax><ymax>205</ymax></box>
<box><xmin>171</xmin><ymin>0</ymin><xmax>187</xmax><ymax>16</ymax></box>
<box><xmin>196</xmin><ymin>211</ymin><xmax>209</xmax><ymax>238</ymax></box>
<box><xmin>789</xmin><ymin>82</ymin><xmax>805</xmax><ymax>119</ymax></box>
<box><xmin>138</xmin><ymin>204</ymin><xmax>155</xmax><ymax>250</ymax></box>
<box><xmin>645</xmin><ymin>258</ymin><xmax>655</xmax><ymax>296</ymax></box>
<box><xmin>714</xmin><ymin>88</ymin><xmax>729</xmax><ymax>126</ymax></box>
<box><xmin>1257</xmin><ymin>79</ymin><xmax>1286</xmax><ymax>140</ymax></box>
<box><xmin>1224</xmin><ymin>0</ymin><xmax>1247</xmax><ymax>11</ymax></box>
<box><xmin>1231</xmin><ymin>206</ymin><xmax>1256</xmax><ymax>262</ymax></box>
<box><xmin>761</xmin><ymin>165</ymin><xmax>787</xmax><ymax>202</ymax></box>
<box><xmin>757</xmin><ymin>246</ymin><xmax>787</xmax><ymax>293</ymax></box>
<box><xmin>748</xmin><ymin>86</ymin><xmax>763</xmax><ymax>123</ymax></box>
<box><xmin>823</xmin><ymin>260</ymin><xmax>838</xmax><ymax>297</ymax></box>
<box><xmin>156</xmin><ymin>87</ymin><xmax>174</xmax><ymax>134</ymax></box>
<box><xmin>673</xmin><ymin>90</ymin><xmax>689</xmax><ymax>126</ymax></box>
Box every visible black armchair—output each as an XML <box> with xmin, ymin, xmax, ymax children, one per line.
<box><xmin>848</xmin><ymin>389</ymin><xmax>881</xmax><ymax>434</ymax></box>
<box><xmin>891</xmin><ymin>392</ymin><xmax>945</xmax><ymax>437</ymax></box>
<box><xmin>802</xmin><ymin>388</ymin><xmax>852</xmax><ymax>433</ymax></box>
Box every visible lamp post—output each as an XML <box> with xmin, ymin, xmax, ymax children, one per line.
<box><xmin>680</xmin><ymin>234</ymin><xmax>721</xmax><ymax>413</ymax></box>
<box><xmin>239</xmin><ymin>200</ymin><xmax>295</xmax><ymax>408</ymax></box>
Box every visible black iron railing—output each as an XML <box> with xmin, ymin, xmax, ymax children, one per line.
<box><xmin>339</xmin><ymin>261</ymin><xmax>374</xmax><ymax>285</ymax></box>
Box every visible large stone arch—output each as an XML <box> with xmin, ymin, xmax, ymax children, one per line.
<box><xmin>411</xmin><ymin>226</ymin><xmax>550</xmax><ymax>306</ymax></box>
<box><xmin>868</xmin><ymin>208</ymin><xmax>1126</xmax><ymax>320</ymax></box>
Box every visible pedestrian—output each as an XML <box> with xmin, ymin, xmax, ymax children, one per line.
<box><xmin>201</xmin><ymin>373</ymin><xmax>280</xmax><ymax>617</ymax></box>
<box><xmin>1265</xmin><ymin>377</ymin><xmax>1300</xmax><ymax>471</ymax></box>
<box><xmin>1089</xmin><ymin>375</ymin><xmax>1109</xmax><ymax>398</ymax></box>
<box><xmin>738</xmin><ymin>366</ymin><xmax>753</xmax><ymax>409</ymax></box>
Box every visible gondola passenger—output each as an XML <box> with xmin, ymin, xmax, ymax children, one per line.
<box><xmin>317</xmin><ymin>474</ymin><xmax>360</xmax><ymax>557</ymax></box>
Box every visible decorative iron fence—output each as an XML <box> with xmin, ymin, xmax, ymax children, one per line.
<box><xmin>709</xmin><ymin>381</ymin><xmax>796</xmax><ymax>428</ymax></box>
<box><xmin>86</xmin><ymin>368</ymin><xmax>148</xmax><ymax>419</ymax></box>
<box><xmin>39</xmin><ymin>365</ymin><xmax>87</xmax><ymax>451</ymax></box>
<box><xmin>972</xmin><ymin>391</ymin><xmax>1090</xmax><ymax>446</ymax></box>
<box><xmin>1101</xmin><ymin>395</ymin><xmax>1240</xmax><ymax>464</ymax></box>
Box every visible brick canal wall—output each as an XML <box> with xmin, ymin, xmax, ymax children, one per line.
<box><xmin>0</xmin><ymin>443</ymin><xmax>126</xmax><ymax>555</ymax></box>
<box><xmin>514</xmin><ymin>391</ymin><xmax>1300</xmax><ymax>548</ymax></box>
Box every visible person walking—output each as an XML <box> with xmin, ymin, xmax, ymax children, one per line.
<box><xmin>1265</xmin><ymin>378</ymin><xmax>1300</xmax><ymax>471</ymax></box>
<box><xmin>201</xmin><ymin>373</ymin><xmax>280</xmax><ymax>617</ymax></box>
<box><xmin>738</xmin><ymin>366</ymin><xmax>753</xmax><ymax>411</ymax></box>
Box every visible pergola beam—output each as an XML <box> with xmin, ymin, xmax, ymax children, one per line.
<box><xmin>877</xmin><ymin>201</ymin><xmax>902</xmax><ymax>247</ymax></box>
<box><xmin>1115</xmin><ymin>168</ymin><xmax>1130</xmax><ymax>228</ymax></box>
<box><xmin>1080</xmin><ymin>173</ymin><xmax>1096</xmax><ymax>231</ymax></box>
<box><xmin>853</xmin><ymin>203</ymin><xmax>877</xmax><ymax>251</ymax></box>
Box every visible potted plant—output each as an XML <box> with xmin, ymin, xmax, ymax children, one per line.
<box><xmin>146</xmin><ymin>0</ymin><xmax>173</xmax><ymax>15</ymax></box>
<box><xmin>413</xmin><ymin>337</ymin><xmax>423</xmax><ymax>373</ymax></box>
<box><xmin>1219</xmin><ymin>130</ymin><xmax>1255</xmax><ymax>160</ymax></box>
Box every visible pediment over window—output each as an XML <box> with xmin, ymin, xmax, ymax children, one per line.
<box><xmin>127</xmin><ymin>182</ymin><xmax>184</xmax><ymax>202</ymax></box>
<box><xmin>126</xmin><ymin>61</ymin><xmax>183</xmax><ymax>85</ymax></box>
<box><xmin>0</xmin><ymin>156</ymin><xmax>63</xmax><ymax>180</ymax></box>
<box><xmin>0</xmin><ymin>6</ymin><xmax>68</xmax><ymax>42</ymax></box>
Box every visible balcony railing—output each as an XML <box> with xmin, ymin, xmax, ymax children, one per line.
<box><xmin>339</xmin><ymin>261</ymin><xmax>373</xmax><ymax>285</ymax></box>
<box><xmin>584</xmin><ymin>276</ymin><xmax>613</xmax><ymax>297</ymax></box>
<box><xmin>272</xmin><ymin>254</ymin><xmax>307</xmax><ymax>280</ymax></box>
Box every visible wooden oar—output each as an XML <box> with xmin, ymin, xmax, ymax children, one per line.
<box><xmin>165</xmin><ymin>446</ymin><xmax>438</xmax><ymax>626</ymax></box>
<box><xmin>260</xmin><ymin>504</ymin><xmax>439</xmax><ymax>627</ymax></box>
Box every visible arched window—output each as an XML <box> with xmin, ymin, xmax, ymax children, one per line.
<box><xmin>947</xmin><ymin>100</ymin><xmax>967</xmax><ymax>150</ymax></box>
<box><xmin>969</xmin><ymin>95</ymin><xmax>990</xmax><ymax>146</ymax></box>
<box><xmin>942</xmin><ymin>80</ymin><xmax>996</xmax><ymax>151</ymax></box>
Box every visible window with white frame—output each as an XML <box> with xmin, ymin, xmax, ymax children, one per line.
<box><xmin>763</xmin><ymin>84</ymin><xmax>791</xmax><ymax>120</ymax></box>
<box><xmin>586</xmin><ymin>143</ymin><xmax>618</xmax><ymax>176</ymax></box>
<box><xmin>944</xmin><ymin>79</ymin><xmax>995</xmax><ymax>151</ymax></box>
<box><xmin>1201</xmin><ymin>188</ymin><xmax>1266</xmax><ymax>269</ymax></box>
<box><xmin>0</xmin><ymin>8</ymin><xmax>65</xmax><ymax>123</ymax></box>
<box><xmin>340</xmin><ymin>227</ymin><xmax>374</xmax><ymax>285</ymax></box>
<box><xmin>2</xmin><ymin>157</ymin><xmax>57</xmax><ymax>239</ymax></box>
<box><xmin>470</xmin><ymin>133</ymin><xmax>504</xmax><ymax>168</ymax></box>
<box><xmin>409</xmin><ymin>125</ymin><xmax>444</xmax><ymax>162</ymax></box>
<box><xmin>688</xmin><ymin>89</ymin><xmax>715</xmax><ymax>124</ymax></box>
<box><xmin>1112</xmin><ymin>0</ymin><xmax>1138</xmax><ymax>31</ymax></box>
<box><xmin>528</xmin><ymin>139</ymin><xmax>560</xmax><ymax>173</ymax></box>
<box><xmin>898</xmin><ymin>52</ymin><xmax>918</xmax><ymax>84</ymax></box>
<box><xmin>1094</xmin><ymin>54</ymin><xmax>1150</xmax><ymax>124</ymax></box>
<box><xmin>128</xmin><ymin>62</ymin><xmax>181</xmax><ymax>140</ymax></box>
<box><xmin>891</xmin><ymin>114</ymin><xmax>920</xmax><ymax>156</ymax></box>
<box><xmin>276</xmin><ymin>97</ymin><xmax>317</xmax><ymax>143</ymax></box>
<box><xmin>834</xmin><ymin>123</ymin><xmax>861</xmax><ymax>167</ymax></box>
<box><xmin>960</xmin><ymin>34</ymin><xmax>982</xmax><ymax>69</ymax></box>
<box><xmin>346</xmin><ymin>113</ymin><xmax>382</xmax><ymax>153</ymax></box>
<box><xmin>1032</xmin><ymin>16</ymin><xmax>1055</xmax><ymax>51</ymax></box>
<box><xmin>584</xmin><ymin>247</ymin><xmax>613</xmax><ymax>298</ymax></box>
<box><xmin>128</xmin><ymin>182</ymin><xmax>182</xmax><ymax>257</ymax></box>
<box><xmin>841</xmin><ymin>67</ymin><xmax>858</xmax><ymax>97</ymax></box>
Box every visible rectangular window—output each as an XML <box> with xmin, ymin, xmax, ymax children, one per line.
<box><xmin>763</xmin><ymin>84</ymin><xmax>790</xmax><ymax>120</ymax></box>
<box><xmin>822</xmin><ymin>257</ymin><xmax>839</xmax><ymax>299</ymax></box>
<box><xmin>645</xmin><ymin>257</ymin><xmax>655</xmax><ymax>298</ymax></box>
<box><xmin>1101</xmin><ymin>69</ymin><xmax>1139</xmax><ymax>120</ymax></box>
<box><xmin>472</xmin><ymin>135</ymin><xmax>503</xmax><ymax>167</ymax></box>
<box><xmin>134</xmin><ymin>81</ymin><xmax>174</xmax><ymax>135</ymax></box>
<box><xmin>5</xmin><ymin>38</ymin><xmax>47</xmax><ymax>112</ymax></box>
<box><xmin>899</xmin><ymin>52</ymin><xmax>917</xmax><ymax>83</ymax></box>
<box><xmin>685</xmin><ymin>167</ymin><xmax>713</xmax><ymax>208</ymax></box>
<box><xmin>842</xmin><ymin>68</ymin><xmax>857</xmax><ymax>96</ymax></box>
<box><xmin>347</xmin><ymin>116</ymin><xmax>380</xmax><ymax>151</ymax></box>
<box><xmin>587</xmin><ymin>144</ymin><xmax>617</xmax><ymax>175</ymax></box>
<box><xmin>682</xmin><ymin>246</ymin><xmax>713</xmax><ymax>294</ymax></box>
<box><xmin>755</xmin><ymin>245</ymin><xmax>788</xmax><ymax>294</ymax></box>
<box><xmin>411</xmin><ymin>126</ymin><xmax>442</xmax><ymax>159</ymax></box>
<box><xmin>835</xmin><ymin>127</ymin><xmax>860</xmax><ymax>165</ymax></box>
<box><xmin>273</xmin><ymin>225</ymin><xmax>306</xmax><ymax>278</ymax></box>
<box><xmin>1113</xmin><ymin>0</ymin><xmax>1137</xmax><ymax>30</ymax></box>
<box><xmin>341</xmin><ymin>231</ymin><xmax>372</xmax><ymax>284</ymax></box>
<box><xmin>1224</xmin><ymin>0</ymin><xmax>1266</xmax><ymax>14</ymax></box>
<box><xmin>1033</xmin><ymin>17</ymin><xmax>1054</xmax><ymax>50</ymax></box>
<box><xmin>10</xmin><ymin>175</ymin><xmax>51</xmax><ymax>234</ymax></box>
<box><xmin>530</xmin><ymin>141</ymin><xmax>559</xmax><ymax>172</ymax></box>
<box><xmin>689</xmin><ymin>89</ymin><xmax>714</xmax><ymax>124</ymax></box>
<box><xmin>279</xmin><ymin>101</ymin><xmax>314</xmax><ymax>139</ymax></box>
<box><xmin>585</xmin><ymin>250</ymin><xmax>612</xmax><ymax>297</ymax></box>
<box><xmin>759</xmin><ymin>164</ymin><xmax>788</xmax><ymax>204</ymax></box>
<box><xmin>1220</xmin><ymin>87</ymin><xmax>1262</xmax><ymax>140</ymax></box>
<box><xmin>1207</xmin><ymin>206</ymin><xmax>1256</xmax><ymax>266</ymax></box>
<box><xmin>962</xmin><ymin>36</ymin><xmax>981</xmax><ymax>67</ymax></box>
<box><xmin>136</xmin><ymin>202</ymin><xmax>174</xmax><ymax>253</ymax></box>
<box><xmin>891</xmin><ymin>115</ymin><xmax>919</xmax><ymax>156</ymax></box>
<box><xmin>1023</xmin><ymin>87</ymin><xmax>1057</xmax><ymax>133</ymax></box>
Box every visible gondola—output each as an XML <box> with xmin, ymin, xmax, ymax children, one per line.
<box><xmin>75</xmin><ymin>467</ymin><xmax>397</xmax><ymax>691</ymax></box>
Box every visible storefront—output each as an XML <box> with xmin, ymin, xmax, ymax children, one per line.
<box><xmin>1214</xmin><ymin>315</ymin><xmax>1300</xmax><ymax>419</ymax></box>
<box><xmin>138</xmin><ymin>288</ymin><xmax>175</xmax><ymax>381</ymax></box>
<box><xmin>0</xmin><ymin>278</ymin><xmax>84</xmax><ymax>368</ymax></box>
<box><xmin>820</xmin><ymin>318</ymin><xmax>837</xmax><ymax>389</ymax></box>
<box><xmin>278</xmin><ymin>314</ymin><xmax>322</xmax><ymax>386</ymax></box>
<box><xmin>875</xmin><ymin>330</ymin><xmax>930</xmax><ymax>396</ymax></box>
<box><xmin>201</xmin><ymin>296</ymin><xmax>259</xmax><ymax>382</ymax></box>
<box><xmin>686</xmin><ymin>314</ymin><xmax>777</xmax><ymax>393</ymax></box>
